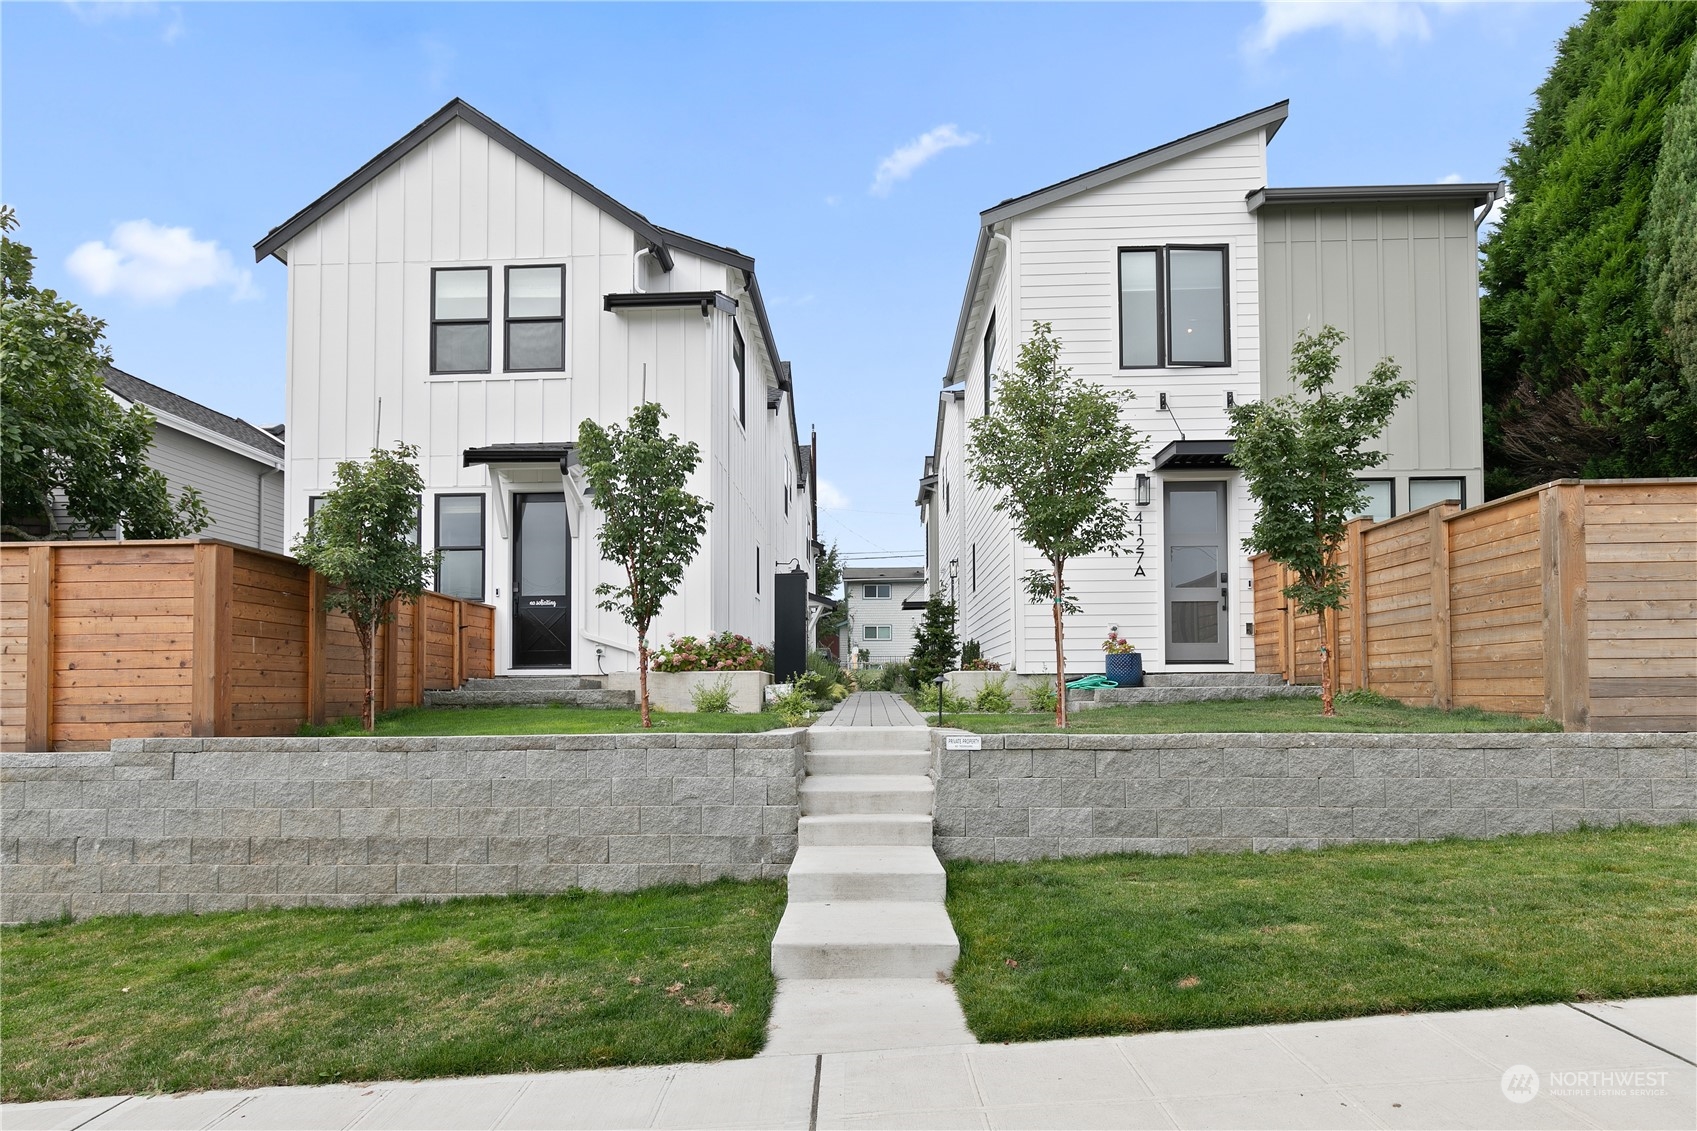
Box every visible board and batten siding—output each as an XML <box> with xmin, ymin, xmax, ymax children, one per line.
<box><xmin>280</xmin><ymin>114</ymin><xmax>799</xmax><ymax>672</ymax></box>
<box><xmin>1258</xmin><ymin>201</ymin><xmax>1485</xmax><ymax>512</ymax></box>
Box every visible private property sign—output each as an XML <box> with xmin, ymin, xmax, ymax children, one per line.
<box><xmin>944</xmin><ymin>735</ymin><xmax>982</xmax><ymax>751</ymax></box>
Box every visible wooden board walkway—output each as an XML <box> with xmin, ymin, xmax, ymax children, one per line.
<box><xmin>814</xmin><ymin>691</ymin><xmax>927</xmax><ymax>728</ymax></box>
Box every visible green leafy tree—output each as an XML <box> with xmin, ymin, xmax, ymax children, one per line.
<box><xmin>1229</xmin><ymin>326</ymin><xmax>1411</xmax><ymax>717</ymax></box>
<box><xmin>968</xmin><ymin>322</ymin><xmax>1146</xmax><ymax>727</ymax></box>
<box><xmin>909</xmin><ymin>596</ymin><xmax>959</xmax><ymax>688</ymax></box>
<box><xmin>578</xmin><ymin>402</ymin><xmax>712</xmax><ymax>728</ymax></box>
<box><xmin>1645</xmin><ymin>46</ymin><xmax>1697</xmax><ymax>398</ymax></box>
<box><xmin>1</xmin><ymin>207</ymin><xmax>210</xmax><ymax>539</ymax></box>
<box><xmin>813</xmin><ymin>541</ymin><xmax>848</xmax><ymax>643</ymax></box>
<box><xmin>1480</xmin><ymin>1</ymin><xmax>1697</xmax><ymax>491</ymax></box>
<box><xmin>292</xmin><ymin>444</ymin><xmax>437</xmax><ymax>732</ymax></box>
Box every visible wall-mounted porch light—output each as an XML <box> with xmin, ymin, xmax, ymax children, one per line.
<box><xmin>1135</xmin><ymin>473</ymin><xmax>1152</xmax><ymax>507</ymax></box>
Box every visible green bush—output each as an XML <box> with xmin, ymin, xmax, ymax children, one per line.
<box><xmin>768</xmin><ymin>686</ymin><xmax>815</xmax><ymax>727</ymax></box>
<box><xmin>806</xmin><ymin>649</ymin><xmax>844</xmax><ymax>686</ymax></box>
<box><xmin>973</xmin><ymin>675</ymin><xmax>1014</xmax><ymax>713</ymax></box>
<box><xmin>913</xmin><ymin>682</ymin><xmax>969</xmax><ymax>716</ymax></box>
<box><xmin>961</xmin><ymin>639</ymin><xmax>983</xmax><ymax>667</ymax></box>
<box><xmin>877</xmin><ymin>660</ymin><xmax>915</xmax><ymax>693</ymax></box>
<box><xmin>1026</xmin><ymin>679</ymin><xmax>1058</xmax><ymax>715</ymax></box>
<box><xmin>688</xmin><ymin>677</ymin><xmax>735</xmax><ymax>713</ymax></box>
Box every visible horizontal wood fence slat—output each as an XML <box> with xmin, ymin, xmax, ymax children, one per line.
<box><xmin>1</xmin><ymin>539</ymin><xmax>495</xmax><ymax>750</ymax></box>
<box><xmin>1253</xmin><ymin>479</ymin><xmax>1697</xmax><ymax>732</ymax></box>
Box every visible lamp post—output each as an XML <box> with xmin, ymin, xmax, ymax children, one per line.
<box><xmin>932</xmin><ymin>674</ymin><xmax>946</xmax><ymax>726</ymax></box>
<box><xmin>947</xmin><ymin>557</ymin><xmax>959</xmax><ymax>605</ymax></box>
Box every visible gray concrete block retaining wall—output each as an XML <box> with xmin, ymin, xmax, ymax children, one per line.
<box><xmin>1</xmin><ymin>731</ymin><xmax>807</xmax><ymax>924</ymax></box>
<box><xmin>928</xmin><ymin>731</ymin><xmax>1696</xmax><ymax>862</ymax></box>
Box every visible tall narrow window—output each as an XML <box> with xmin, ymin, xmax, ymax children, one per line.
<box><xmin>971</xmin><ymin>543</ymin><xmax>977</xmax><ymax>592</ymax></box>
<box><xmin>982</xmin><ymin>310</ymin><xmax>997</xmax><ymax>416</ymax></box>
<box><xmin>756</xmin><ymin>546</ymin><xmax>761</xmax><ymax>594</ymax></box>
<box><xmin>431</xmin><ymin>267</ymin><xmax>491</xmax><ymax>374</ymax></box>
<box><xmin>1353</xmin><ymin>479</ymin><xmax>1395</xmax><ymax>522</ymax></box>
<box><xmin>435</xmin><ymin>494</ymin><xmax>486</xmax><ymax>601</ymax></box>
<box><xmin>1118</xmin><ymin>250</ymin><xmax>1161</xmax><ymax>368</ymax></box>
<box><xmin>1168</xmin><ymin>247</ymin><xmax>1228</xmax><ymax>365</ymax></box>
<box><xmin>733</xmin><ymin>324</ymin><xmax>747</xmax><ymax>428</ymax></box>
<box><xmin>1410</xmin><ymin>477</ymin><xmax>1465</xmax><ymax>510</ymax></box>
<box><xmin>505</xmin><ymin>265</ymin><xmax>565</xmax><ymax>372</ymax></box>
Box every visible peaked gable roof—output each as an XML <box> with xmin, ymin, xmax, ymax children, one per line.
<box><xmin>101</xmin><ymin>365</ymin><xmax>285</xmax><ymax>463</ymax></box>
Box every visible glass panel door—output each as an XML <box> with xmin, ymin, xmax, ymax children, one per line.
<box><xmin>1165</xmin><ymin>482</ymin><xmax>1228</xmax><ymax>662</ymax></box>
<box><xmin>512</xmin><ymin>492</ymin><xmax>570</xmax><ymax>668</ymax></box>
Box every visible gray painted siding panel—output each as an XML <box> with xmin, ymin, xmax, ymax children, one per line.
<box><xmin>146</xmin><ymin>425</ymin><xmax>279</xmax><ymax>550</ymax></box>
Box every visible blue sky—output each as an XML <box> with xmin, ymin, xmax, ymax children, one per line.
<box><xmin>4</xmin><ymin>1</ymin><xmax>1580</xmax><ymax>561</ymax></box>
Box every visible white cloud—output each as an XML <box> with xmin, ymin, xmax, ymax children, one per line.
<box><xmin>65</xmin><ymin>2</ymin><xmax>185</xmax><ymax>44</ymax></box>
<box><xmin>1440</xmin><ymin>172</ymin><xmax>1463</xmax><ymax>184</ymax></box>
<box><xmin>816</xmin><ymin>479</ymin><xmax>849</xmax><ymax>510</ymax></box>
<box><xmin>870</xmin><ymin>124</ymin><xmax>980</xmax><ymax>198</ymax></box>
<box><xmin>1245</xmin><ymin>1</ymin><xmax>1432</xmax><ymax>56</ymax></box>
<box><xmin>66</xmin><ymin>220</ymin><xmax>255</xmax><ymax>305</ymax></box>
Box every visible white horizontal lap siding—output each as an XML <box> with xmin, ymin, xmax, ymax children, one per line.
<box><xmin>1259</xmin><ymin>202</ymin><xmax>1484</xmax><ymax>509</ymax></box>
<box><xmin>281</xmin><ymin>116</ymin><xmax>744</xmax><ymax>671</ymax></box>
<box><xmin>1003</xmin><ymin>130</ymin><xmax>1267</xmax><ymax>672</ymax></box>
<box><xmin>959</xmin><ymin>249</ymin><xmax>1016</xmax><ymax>667</ymax></box>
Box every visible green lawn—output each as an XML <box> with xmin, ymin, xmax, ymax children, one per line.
<box><xmin>947</xmin><ymin>824</ymin><xmax>1697</xmax><ymax>1043</ymax></box>
<box><xmin>0</xmin><ymin>881</ymin><xmax>786</xmax><ymax>1103</ymax></box>
<box><xmin>936</xmin><ymin>695</ymin><xmax>1559</xmax><ymax>734</ymax></box>
<box><xmin>301</xmin><ymin>706</ymin><xmax>787</xmax><ymax>737</ymax></box>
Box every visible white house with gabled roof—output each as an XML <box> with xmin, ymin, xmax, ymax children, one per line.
<box><xmin>920</xmin><ymin>100</ymin><xmax>1499</xmax><ymax>676</ymax></box>
<box><xmin>256</xmin><ymin>99</ymin><xmax>817</xmax><ymax>676</ymax></box>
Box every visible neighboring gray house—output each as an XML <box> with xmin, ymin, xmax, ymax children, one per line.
<box><xmin>843</xmin><ymin>565</ymin><xmax>928</xmax><ymax>665</ymax></box>
<box><xmin>101</xmin><ymin>366</ymin><xmax>286</xmax><ymax>551</ymax></box>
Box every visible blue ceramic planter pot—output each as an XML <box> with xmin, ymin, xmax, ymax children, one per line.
<box><xmin>1105</xmin><ymin>652</ymin><xmax>1143</xmax><ymax>687</ymax></box>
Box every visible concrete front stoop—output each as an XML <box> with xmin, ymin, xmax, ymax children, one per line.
<box><xmin>764</xmin><ymin>718</ymin><xmax>975</xmax><ymax>1055</ymax></box>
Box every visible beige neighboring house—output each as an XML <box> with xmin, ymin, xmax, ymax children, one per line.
<box><xmin>96</xmin><ymin>365</ymin><xmax>286</xmax><ymax>550</ymax></box>
<box><xmin>843</xmin><ymin>565</ymin><xmax>928</xmax><ymax>665</ymax></box>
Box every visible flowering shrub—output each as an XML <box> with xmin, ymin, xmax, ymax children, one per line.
<box><xmin>963</xmin><ymin>657</ymin><xmax>1003</xmax><ymax>671</ymax></box>
<box><xmin>652</xmin><ymin>631</ymin><xmax>772</xmax><ymax>673</ymax></box>
<box><xmin>1101</xmin><ymin>629</ymin><xmax>1136</xmax><ymax>655</ymax></box>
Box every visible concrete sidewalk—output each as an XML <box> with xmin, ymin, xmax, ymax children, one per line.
<box><xmin>8</xmin><ymin>996</ymin><xmax>1692</xmax><ymax>1130</ymax></box>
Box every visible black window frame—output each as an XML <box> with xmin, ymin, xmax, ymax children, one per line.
<box><xmin>733</xmin><ymin>323</ymin><xmax>747</xmax><ymax>429</ymax></box>
<box><xmin>503</xmin><ymin>263</ymin><xmax>566</xmax><ymax>374</ymax></box>
<box><xmin>756</xmin><ymin>546</ymin><xmax>761</xmax><ymax>595</ymax></box>
<box><xmin>971</xmin><ymin>543</ymin><xmax>977</xmax><ymax>593</ymax></box>
<box><xmin>1116</xmin><ymin>245</ymin><xmax>1231</xmax><ymax>370</ymax></box>
<box><xmin>1354</xmin><ymin>478</ymin><xmax>1397</xmax><ymax>522</ymax></box>
<box><xmin>430</xmin><ymin>266</ymin><xmax>492</xmax><ymax>375</ymax></box>
<box><xmin>982</xmin><ymin>309</ymin><xmax>997</xmax><ymax>417</ymax></box>
<box><xmin>434</xmin><ymin>493</ymin><xmax>486</xmax><ymax>602</ymax></box>
<box><xmin>1409</xmin><ymin>476</ymin><xmax>1467</xmax><ymax>511</ymax></box>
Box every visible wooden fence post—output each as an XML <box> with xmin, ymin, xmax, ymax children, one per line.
<box><xmin>24</xmin><ymin>545</ymin><xmax>54</xmax><ymax>751</ymax></box>
<box><xmin>382</xmin><ymin>603</ymin><xmax>399</xmax><ymax>713</ymax></box>
<box><xmin>305</xmin><ymin>570</ymin><xmax>327</xmax><ymax>726</ymax></box>
<box><xmin>1540</xmin><ymin>482</ymin><xmax>1591</xmax><ymax>730</ymax></box>
<box><xmin>1347</xmin><ymin>520</ymin><xmax>1369</xmax><ymax>693</ymax></box>
<box><xmin>412</xmin><ymin>597</ymin><xmax>428</xmax><ymax>705</ymax></box>
<box><xmin>1429</xmin><ymin>507</ymin><xmax>1453</xmax><ymax>709</ymax></box>
<box><xmin>192</xmin><ymin>542</ymin><xmax>233</xmax><ymax>737</ymax></box>
<box><xmin>453</xmin><ymin>600</ymin><xmax>465</xmax><ymax>688</ymax></box>
<box><xmin>1281</xmin><ymin>566</ymin><xmax>1297</xmax><ymax>684</ymax></box>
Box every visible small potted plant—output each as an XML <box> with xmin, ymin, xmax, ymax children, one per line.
<box><xmin>1101</xmin><ymin>627</ymin><xmax>1142</xmax><ymax>687</ymax></box>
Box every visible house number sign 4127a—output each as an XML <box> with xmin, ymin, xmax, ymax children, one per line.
<box><xmin>1132</xmin><ymin>508</ymin><xmax>1147</xmax><ymax>577</ymax></box>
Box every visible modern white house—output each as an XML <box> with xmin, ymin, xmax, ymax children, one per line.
<box><xmin>256</xmin><ymin>99</ymin><xmax>817</xmax><ymax>676</ymax></box>
<box><xmin>841</xmin><ymin>565</ymin><xmax>929</xmax><ymax>665</ymax></box>
<box><xmin>919</xmin><ymin>100</ymin><xmax>1499</xmax><ymax>675</ymax></box>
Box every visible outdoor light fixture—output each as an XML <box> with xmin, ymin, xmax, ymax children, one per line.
<box><xmin>932</xmin><ymin>674</ymin><xmax>947</xmax><ymax>726</ymax></box>
<box><xmin>1135</xmin><ymin>473</ymin><xmax>1152</xmax><ymax>507</ymax></box>
<box><xmin>948</xmin><ymin>558</ymin><xmax>959</xmax><ymax>604</ymax></box>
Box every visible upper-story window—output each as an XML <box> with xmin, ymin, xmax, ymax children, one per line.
<box><xmin>982</xmin><ymin>310</ymin><xmax>997</xmax><ymax>416</ymax></box>
<box><xmin>505</xmin><ymin>265</ymin><xmax>565</xmax><ymax>372</ymax></box>
<box><xmin>1118</xmin><ymin>246</ymin><xmax>1229</xmax><ymax>369</ymax></box>
<box><xmin>432</xmin><ymin>267</ymin><xmax>491</xmax><ymax>374</ymax></box>
<box><xmin>862</xmin><ymin>583</ymin><xmax>891</xmax><ymax>599</ymax></box>
<box><xmin>733</xmin><ymin>323</ymin><xmax>747</xmax><ymax>428</ymax></box>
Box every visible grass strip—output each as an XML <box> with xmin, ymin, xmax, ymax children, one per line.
<box><xmin>301</xmin><ymin>706</ymin><xmax>787</xmax><ymax>737</ymax></box>
<box><xmin>1</xmin><ymin>880</ymin><xmax>786</xmax><ymax>1102</ymax></box>
<box><xmin>940</xmin><ymin>695</ymin><xmax>1559</xmax><ymax>733</ymax></box>
<box><xmin>947</xmin><ymin>824</ymin><xmax>1697</xmax><ymax>1043</ymax></box>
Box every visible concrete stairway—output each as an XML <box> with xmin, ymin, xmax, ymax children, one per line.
<box><xmin>764</xmin><ymin>721</ymin><xmax>971</xmax><ymax>1054</ymax></box>
<box><xmin>423</xmin><ymin>676</ymin><xmax>635</xmax><ymax>709</ymax></box>
<box><xmin>1069</xmin><ymin>670</ymin><xmax>1320</xmax><ymax>709</ymax></box>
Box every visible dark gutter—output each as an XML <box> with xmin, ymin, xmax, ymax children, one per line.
<box><xmin>1246</xmin><ymin>182</ymin><xmax>1501</xmax><ymax>212</ymax></box>
<box><xmin>463</xmin><ymin>442</ymin><xmax>576</xmax><ymax>475</ymax></box>
<box><xmin>1151</xmin><ymin>439</ymin><xmax>1235</xmax><ymax>470</ymax></box>
<box><xmin>604</xmin><ymin>290</ymin><xmax>737</xmax><ymax>316</ymax></box>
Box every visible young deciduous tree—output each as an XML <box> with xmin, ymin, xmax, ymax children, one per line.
<box><xmin>909</xmin><ymin>596</ymin><xmax>959</xmax><ymax>688</ymax></box>
<box><xmin>578</xmin><ymin>402</ymin><xmax>712</xmax><ymax>728</ymax></box>
<box><xmin>1228</xmin><ymin>326</ymin><xmax>1411</xmax><ymax>717</ymax></box>
<box><xmin>968</xmin><ymin>322</ymin><xmax>1146</xmax><ymax>727</ymax></box>
<box><xmin>1</xmin><ymin>206</ymin><xmax>210</xmax><ymax>540</ymax></box>
<box><xmin>292</xmin><ymin>444</ymin><xmax>437</xmax><ymax>731</ymax></box>
<box><xmin>813</xmin><ymin>541</ymin><xmax>848</xmax><ymax>643</ymax></box>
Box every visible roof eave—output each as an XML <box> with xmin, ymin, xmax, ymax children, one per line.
<box><xmin>1247</xmin><ymin>182</ymin><xmax>1503</xmax><ymax>212</ymax></box>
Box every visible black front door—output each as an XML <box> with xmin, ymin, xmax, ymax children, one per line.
<box><xmin>512</xmin><ymin>492</ymin><xmax>570</xmax><ymax>668</ymax></box>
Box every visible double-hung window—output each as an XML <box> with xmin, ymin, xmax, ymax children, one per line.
<box><xmin>505</xmin><ymin>265</ymin><xmax>565</xmax><ymax>372</ymax></box>
<box><xmin>435</xmin><ymin>494</ymin><xmax>486</xmax><ymax>601</ymax></box>
<box><xmin>432</xmin><ymin>267</ymin><xmax>491</xmax><ymax>374</ymax></box>
<box><xmin>1118</xmin><ymin>246</ymin><xmax>1229</xmax><ymax>368</ymax></box>
<box><xmin>733</xmin><ymin>324</ymin><xmax>747</xmax><ymax>428</ymax></box>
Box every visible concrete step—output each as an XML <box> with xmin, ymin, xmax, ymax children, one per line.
<box><xmin>1068</xmin><ymin>684</ymin><xmax>1319</xmax><ymax>709</ymax></box>
<box><xmin>805</xmin><ymin>751</ymin><xmax>931</xmax><ymax>777</ymax></box>
<box><xmin>800</xmin><ymin>775</ymin><xmax>934</xmax><ymax>817</ymax></box>
<box><xmin>422</xmin><ymin>687</ymin><xmax>635</xmax><ymax>709</ymax></box>
<box><xmin>770</xmin><ymin>901</ymin><xmax>959</xmax><ymax>979</ymax></box>
<box><xmin>1140</xmin><ymin>671</ymin><xmax>1289</xmax><ymax>688</ymax></box>
<box><xmin>787</xmin><ymin>846</ymin><xmax>946</xmax><ymax>903</ymax></box>
<box><xmin>460</xmin><ymin>676</ymin><xmax>604</xmax><ymax>691</ymax></box>
<box><xmin>760</xmin><ymin>979</ymin><xmax>976</xmax><ymax>1056</ymax></box>
<box><xmin>807</xmin><ymin>727</ymin><xmax>932</xmax><ymax>753</ymax></box>
<box><xmin>799</xmin><ymin>814</ymin><xmax>935</xmax><ymax>848</ymax></box>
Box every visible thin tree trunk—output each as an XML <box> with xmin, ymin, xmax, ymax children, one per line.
<box><xmin>360</xmin><ymin>621</ymin><xmax>376</xmax><ymax>732</ymax></box>
<box><xmin>637</xmin><ymin>628</ymin><xmax>651</xmax><ymax>729</ymax></box>
<box><xmin>1317</xmin><ymin>605</ymin><xmax>1335</xmax><ymax>717</ymax></box>
<box><xmin>1052</xmin><ymin>558</ymin><xmax>1067</xmax><ymax>729</ymax></box>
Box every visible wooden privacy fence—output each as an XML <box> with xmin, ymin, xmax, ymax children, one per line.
<box><xmin>1</xmin><ymin>540</ymin><xmax>495</xmax><ymax>751</ymax></box>
<box><xmin>1253</xmin><ymin>479</ymin><xmax>1697</xmax><ymax>732</ymax></box>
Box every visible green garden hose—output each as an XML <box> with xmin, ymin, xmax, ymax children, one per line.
<box><xmin>1065</xmin><ymin>675</ymin><xmax>1119</xmax><ymax>690</ymax></box>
